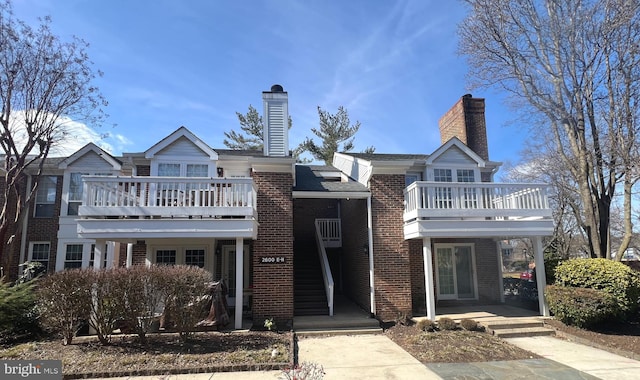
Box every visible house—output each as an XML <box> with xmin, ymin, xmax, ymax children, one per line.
<box><xmin>1</xmin><ymin>86</ymin><xmax>554</xmax><ymax>329</ymax></box>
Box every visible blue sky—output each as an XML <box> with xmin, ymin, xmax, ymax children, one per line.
<box><xmin>12</xmin><ymin>0</ymin><xmax>527</xmax><ymax>166</ymax></box>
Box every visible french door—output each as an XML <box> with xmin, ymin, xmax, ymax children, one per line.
<box><xmin>435</xmin><ymin>244</ymin><xmax>477</xmax><ymax>300</ymax></box>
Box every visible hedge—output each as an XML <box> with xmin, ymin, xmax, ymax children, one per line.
<box><xmin>545</xmin><ymin>284</ymin><xmax>619</xmax><ymax>328</ymax></box>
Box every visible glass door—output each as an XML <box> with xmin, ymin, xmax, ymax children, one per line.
<box><xmin>221</xmin><ymin>245</ymin><xmax>250</xmax><ymax>305</ymax></box>
<box><xmin>436</xmin><ymin>244</ymin><xmax>477</xmax><ymax>300</ymax></box>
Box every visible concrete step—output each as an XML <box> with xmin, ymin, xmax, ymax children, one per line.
<box><xmin>481</xmin><ymin>318</ymin><xmax>555</xmax><ymax>338</ymax></box>
<box><xmin>492</xmin><ymin>326</ymin><xmax>556</xmax><ymax>338</ymax></box>
<box><xmin>484</xmin><ymin>319</ymin><xmax>545</xmax><ymax>330</ymax></box>
<box><xmin>295</xmin><ymin>327</ymin><xmax>382</xmax><ymax>337</ymax></box>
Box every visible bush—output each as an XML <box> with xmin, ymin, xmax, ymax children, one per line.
<box><xmin>545</xmin><ymin>284</ymin><xmax>619</xmax><ymax>328</ymax></box>
<box><xmin>416</xmin><ymin>318</ymin><xmax>436</xmax><ymax>332</ymax></box>
<box><xmin>460</xmin><ymin>318</ymin><xmax>479</xmax><ymax>331</ymax></box>
<box><xmin>0</xmin><ymin>277</ymin><xmax>40</xmax><ymax>343</ymax></box>
<box><xmin>37</xmin><ymin>269</ymin><xmax>93</xmax><ymax>345</ymax></box>
<box><xmin>437</xmin><ymin>317</ymin><xmax>457</xmax><ymax>330</ymax></box>
<box><xmin>88</xmin><ymin>268</ymin><xmax>129</xmax><ymax>344</ymax></box>
<box><xmin>160</xmin><ymin>266</ymin><xmax>211</xmax><ymax>341</ymax></box>
<box><xmin>554</xmin><ymin>258</ymin><xmax>640</xmax><ymax>318</ymax></box>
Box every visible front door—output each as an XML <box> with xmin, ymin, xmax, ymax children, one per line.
<box><xmin>435</xmin><ymin>244</ymin><xmax>477</xmax><ymax>300</ymax></box>
<box><xmin>221</xmin><ymin>245</ymin><xmax>250</xmax><ymax>306</ymax></box>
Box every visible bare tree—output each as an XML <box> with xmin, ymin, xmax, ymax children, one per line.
<box><xmin>460</xmin><ymin>0</ymin><xmax>640</xmax><ymax>259</ymax></box>
<box><xmin>0</xmin><ymin>1</ymin><xmax>106</xmax><ymax>266</ymax></box>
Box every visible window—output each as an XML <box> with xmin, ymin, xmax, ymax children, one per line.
<box><xmin>64</xmin><ymin>244</ymin><xmax>83</xmax><ymax>269</ymax></box>
<box><xmin>89</xmin><ymin>243</ymin><xmax>108</xmax><ymax>268</ymax></box>
<box><xmin>158</xmin><ymin>163</ymin><xmax>180</xmax><ymax>177</ymax></box>
<box><xmin>156</xmin><ymin>249</ymin><xmax>177</xmax><ymax>265</ymax></box>
<box><xmin>68</xmin><ymin>172</ymin><xmax>87</xmax><ymax>216</ymax></box>
<box><xmin>185</xmin><ymin>249</ymin><xmax>205</xmax><ymax>268</ymax></box>
<box><xmin>186</xmin><ymin>164</ymin><xmax>208</xmax><ymax>177</ymax></box>
<box><xmin>30</xmin><ymin>242</ymin><xmax>50</xmax><ymax>272</ymax></box>
<box><xmin>405</xmin><ymin>172</ymin><xmax>422</xmax><ymax>187</ymax></box>
<box><xmin>457</xmin><ymin>169</ymin><xmax>475</xmax><ymax>182</ymax></box>
<box><xmin>35</xmin><ymin>176</ymin><xmax>57</xmax><ymax>217</ymax></box>
<box><xmin>434</xmin><ymin>169</ymin><xmax>453</xmax><ymax>182</ymax></box>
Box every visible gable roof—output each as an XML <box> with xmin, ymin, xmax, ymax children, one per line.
<box><xmin>426</xmin><ymin>137</ymin><xmax>486</xmax><ymax>167</ymax></box>
<box><xmin>145</xmin><ymin>126</ymin><xmax>218</xmax><ymax>160</ymax></box>
<box><xmin>58</xmin><ymin>143</ymin><xmax>122</xmax><ymax>170</ymax></box>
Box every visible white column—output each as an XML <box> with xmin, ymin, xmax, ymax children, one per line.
<box><xmin>105</xmin><ymin>242</ymin><xmax>114</xmax><ymax>269</ymax></box>
<box><xmin>81</xmin><ymin>243</ymin><xmax>91</xmax><ymax>269</ymax></box>
<box><xmin>423</xmin><ymin>237</ymin><xmax>436</xmax><ymax>320</ymax></box>
<box><xmin>234</xmin><ymin>237</ymin><xmax>244</xmax><ymax>329</ymax></box>
<box><xmin>126</xmin><ymin>243</ymin><xmax>133</xmax><ymax>268</ymax></box>
<box><xmin>496</xmin><ymin>240</ymin><xmax>505</xmax><ymax>303</ymax></box>
<box><xmin>93</xmin><ymin>239</ymin><xmax>105</xmax><ymax>269</ymax></box>
<box><xmin>366</xmin><ymin>195</ymin><xmax>376</xmax><ymax>316</ymax></box>
<box><xmin>533</xmin><ymin>236</ymin><xmax>549</xmax><ymax>316</ymax></box>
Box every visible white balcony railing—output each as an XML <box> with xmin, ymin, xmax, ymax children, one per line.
<box><xmin>79</xmin><ymin>176</ymin><xmax>257</xmax><ymax>218</ymax></box>
<box><xmin>316</xmin><ymin>218</ymin><xmax>342</xmax><ymax>248</ymax></box>
<box><xmin>404</xmin><ymin>182</ymin><xmax>551</xmax><ymax>221</ymax></box>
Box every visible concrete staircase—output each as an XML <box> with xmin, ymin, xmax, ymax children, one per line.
<box><xmin>482</xmin><ymin>318</ymin><xmax>555</xmax><ymax>338</ymax></box>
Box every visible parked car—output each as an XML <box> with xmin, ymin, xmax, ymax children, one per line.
<box><xmin>520</xmin><ymin>268</ymin><xmax>535</xmax><ymax>282</ymax></box>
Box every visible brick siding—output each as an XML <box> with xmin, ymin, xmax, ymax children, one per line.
<box><xmin>252</xmin><ymin>172</ymin><xmax>294</xmax><ymax>327</ymax></box>
<box><xmin>369</xmin><ymin>174</ymin><xmax>412</xmax><ymax>321</ymax></box>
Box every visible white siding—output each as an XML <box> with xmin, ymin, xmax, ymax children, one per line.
<box><xmin>68</xmin><ymin>151</ymin><xmax>113</xmax><ymax>170</ymax></box>
<box><xmin>431</xmin><ymin>146</ymin><xmax>476</xmax><ymax>166</ymax></box>
<box><xmin>264</xmin><ymin>102</ymin><xmax>287</xmax><ymax>156</ymax></box>
<box><xmin>156</xmin><ymin>136</ymin><xmax>209</xmax><ymax>158</ymax></box>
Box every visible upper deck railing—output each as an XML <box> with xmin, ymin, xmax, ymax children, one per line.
<box><xmin>404</xmin><ymin>181</ymin><xmax>552</xmax><ymax>221</ymax></box>
<box><xmin>79</xmin><ymin>176</ymin><xmax>257</xmax><ymax>218</ymax></box>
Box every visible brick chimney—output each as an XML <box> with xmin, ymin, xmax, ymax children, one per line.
<box><xmin>262</xmin><ymin>84</ymin><xmax>289</xmax><ymax>157</ymax></box>
<box><xmin>438</xmin><ymin>94</ymin><xmax>489</xmax><ymax>160</ymax></box>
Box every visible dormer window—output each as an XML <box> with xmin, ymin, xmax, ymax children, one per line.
<box><xmin>156</xmin><ymin>162</ymin><xmax>210</xmax><ymax>177</ymax></box>
<box><xmin>432</xmin><ymin>168</ymin><xmax>477</xmax><ymax>183</ymax></box>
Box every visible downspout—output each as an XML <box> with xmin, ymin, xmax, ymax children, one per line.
<box><xmin>367</xmin><ymin>194</ymin><xmax>376</xmax><ymax>316</ymax></box>
<box><xmin>19</xmin><ymin>175</ymin><xmax>33</xmax><ymax>267</ymax></box>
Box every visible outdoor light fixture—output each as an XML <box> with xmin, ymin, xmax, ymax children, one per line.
<box><xmin>217</xmin><ymin>167</ymin><xmax>224</xmax><ymax>177</ymax></box>
<box><xmin>363</xmin><ymin>244</ymin><xmax>369</xmax><ymax>255</ymax></box>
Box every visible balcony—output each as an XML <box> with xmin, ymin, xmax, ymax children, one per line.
<box><xmin>76</xmin><ymin>176</ymin><xmax>258</xmax><ymax>240</ymax></box>
<box><xmin>403</xmin><ymin>182</ymin><xmax>554</xmax><ymax>239</ymax></box>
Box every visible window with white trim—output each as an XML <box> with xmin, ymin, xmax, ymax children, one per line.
<box><xmin>456</xmin><ymin>169</ymin><xmax>475</xmax><ymax>182</ymax></box>
<box><xmin>29</xmin><ymin>242</ymin><xmax>50</xmax><ymax>271</ymax></box>
<box><xmin>156</xmin><ymin>249</ymin><xmax>177</xmax><ymax>265</ymax></box>
<box><xmin>35</xmin><ymin>176</ymin><xmax>57</xmax><ymax>217</ymax></box>
<box><xmin>64</xmin><ymin>244</ymin><xmax>83</xmax><ymax>269</ymax></box>
<box><xmin>434</xmin><ymin>169</ymin><xmax>453</xmax><ymax>182</ymax></box>
<box><xmin>185</xmin><ymin>249</ymin><xmax>205</xmax><ymax>268</ymax></box>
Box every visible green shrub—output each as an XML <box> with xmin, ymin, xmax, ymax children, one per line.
<box><xmin>554</xmin><ymin>258</ymin><xmax>640</xmax><ymax>318</ymax></box>
<box><xmin>416</xmin><ymin>318</ymin><xmax>436</xmax><ymax>332</ymax></box>
<box><xmin>437</xmin><ymin>317</ymin><xmax>457</xmax><ymax>330</ymax></box>
<box><xmin>37</xmin><ymin>269</ymin><xmax>93</xmax><ymax>345</ymax></box>
<box><xmin>460</xmin><ymin>318</ymin><xmax>479</xmax><ymax>331</ymax></box>
<box><xmin>545</xmin><ymin>284</ymin><xmax>619</xmax><ymax>328</ymax></box>
<box><xmin>0</xmin><ymin>277</ymin><xmax>40</xmax><ymax>343</ymax></box>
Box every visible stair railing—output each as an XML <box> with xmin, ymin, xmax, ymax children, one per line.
<box><xmin>314</xmin><ymin>219</ymin><xmax>335</xmax><ymax>316</ymax></box>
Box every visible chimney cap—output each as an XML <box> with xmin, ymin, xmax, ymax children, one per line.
<box><xmin>463</xmin><ymin>93</ymin><xmax>473</xmax><ymax>98</ymax></box>
<box><xmin>270</xmin><ymin>84</ymin><xmax>284</xmax><ymax>92</ymax></box>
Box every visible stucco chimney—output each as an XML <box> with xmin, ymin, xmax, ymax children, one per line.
<box><xmin>262</xmin><ymin>84</ymin><xmax>289</xmax><ymax>157</ymax></box>
<box><xmin>438</xmin><ymin>94</ymin><xmax>489</xmax><ymax>160</ymax></box>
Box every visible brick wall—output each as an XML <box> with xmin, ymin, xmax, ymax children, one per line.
<box><xmin>252</xmin><ymin>172</ymin><xmax>294</xmax><ymax>327</ymax></box>
<box><xmin>340</xmin><ymin>198</ymin><xmax>371</xmax><ymax>312</ymax></box>
<box><xmin>293</xmin><ymin>199</ymin><xmax>339</xmax><ymax>242</ymax></box>
<box><xmin>438</xmin><ymin>95</ymin><xmax>489</xmax><ymax>161</ymax></box>
<box><xmin>409</xmin><ymin>239</ymin><xmax>427</xmax><ymax>314</ymax></box>
<box><xmin>131</xmin><ymin>242</ymin><xmax>147</xmax><ymax>265</ymax></box>
<box><xmin>370</xmin><ymin>174</ymin><xmax>412</xmax><ymax>321</ymax></box>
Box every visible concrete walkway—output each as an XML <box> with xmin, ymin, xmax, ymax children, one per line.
<box><xmin>88</xmin><ymin>333</ymin><xmax>640</xmax><ymax>379</ymax></box>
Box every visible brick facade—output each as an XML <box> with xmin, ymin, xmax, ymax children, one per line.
<box><xmin>369</xmin><ymin>174</ymin><xmax>412</xmax><ymax>320</ymax></box>
<box><xmin>252</xmin><ymin>172</ymin><xmax>294</xmax><ymax>327</ymax></box>
<box><xmin>340</xmin><ymin>198</ymin><xmax>371</xmax><ymax>312</ymax></box>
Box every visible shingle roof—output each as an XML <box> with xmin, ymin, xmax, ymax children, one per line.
<box><xmin>294</xmin><ymin>165</ymin><xmax>369</xmax><ymax>193</ymax></box>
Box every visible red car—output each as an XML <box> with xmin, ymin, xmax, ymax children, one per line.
<box><xmin>520</xmin><ymin>269</ymin><xmax>535</xmax><ymax>282</ymax></box>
